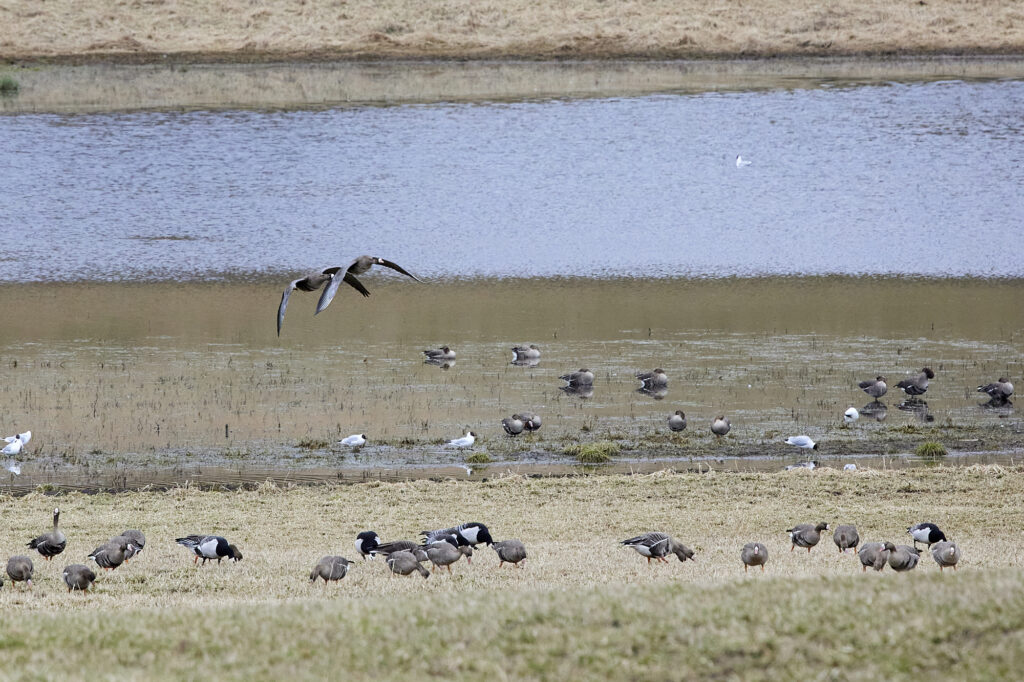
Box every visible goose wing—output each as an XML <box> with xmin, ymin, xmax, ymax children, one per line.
<box><xmin>277</xmin><ymin>280</ymin><xmax>301</xmax><ymax>337</ymax></box>
<box><xmin>315</xmin><ymin>259</ymin><xmax>366</xmax><ymax>315</ymax></box>
<box><xmin>377</xmin><ymin>258</ymin><xmax>423</xmax><ymax>282</ymax></box>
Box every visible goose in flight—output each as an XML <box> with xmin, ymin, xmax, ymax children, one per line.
<box><xmin>277</xmin><ymin>255</ymin><xmax>422</xmax><ymax>336</ymax></box>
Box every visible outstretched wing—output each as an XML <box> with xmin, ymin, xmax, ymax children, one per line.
<box><xmin>315</xmin><ymin>258</ymin><xmax>361</xmax><ymax>315</ymax></box>
<box><xmin>378</xmin><ymin>258</ymin><xmax>423</xmax><ymax>283</ymax></box>
<box><xmin>277</xmin><ymin>281</ymin><xmax>299</xmax><ymax>337</ymax></box>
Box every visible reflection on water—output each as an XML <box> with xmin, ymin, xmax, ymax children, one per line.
<box><xmin>2</xmin><ymin>79</ymin><xmax>1024</xmax><ymax>281</ymax></box>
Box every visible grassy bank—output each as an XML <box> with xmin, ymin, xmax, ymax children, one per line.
<box><xmin>2</xmin><ymin>1</ymin><xmax>1024</xmax><ymax>63</ymax></box>
<box><xmin>2</xmin><ymin>466</ymin><xmax>1024</xmax><ymax>678</ymax></box>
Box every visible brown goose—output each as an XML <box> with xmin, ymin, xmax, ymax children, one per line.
<box><xmin>277</xmin><ymin>256</ymin><xmax>421</xmax><ymax>336</ymax></box>
<box><xmin>668</xmin><ymin>411</ymin><xmax>687</xmax><ymax>432</ymax></box>
<box><xmin>896</xmin><ymin>368</ymin><xmax>935</xmax><ymax>396</ymax></box>
<box><xmin>28</xmin><ymin>508</ymin><xmax>66</xmax><ymax>560</ymax></box>
<box><xmin>931</xmin><ymin>541</ymin><xmax>961</xmax><ymax>571</ymax></box>
<box><xmin>88</xmin><ymin>536</ymin><xmax>136</xmax><ymax>571</ymax></box>
<box><xmin>622</xmin><ymin>532</ymin><xmax>695</xmax><ymax>565</ymax></box>
<box><xmin>858</xmin><ymin>376</ymin><xmax>888</xmax><ymax>400</ymax></box>
<box><xmin>492</xmin><ymin>540</ymin><xmax>527</xmax><ymax>568</ymax></box>
<box><xmin>120</xmin><ymin>530</ymin><xmax>146</xmax><ymax>561</ymax></box>
<box><xmin>858</xmin><ymin>542</ymin><xmax>896</xmax><ymax>571</ymax></box>
<box><xmin>511</xmin><ymin>345</ymin><xmax>541</xmax><ymax>362</ymax></box>
<box><xmin>833</xmin><ymin>524</ymin><xmax>860</xmax><ymax>554</ymax></box>
<box><xmin>386</xmin><ymin>550</ymin><xmax>430</xmax><ymax>578</ymax></box>
<box><xmin>518</xmin><ymin>412</ymin><xmax>542</xmax><ymax>432</ymax></box>
<box><xmin>787</xmin><ymin>522</ymin><xmax>829</xmax><ymax>552</ymax></box>
<box><xmin>712</xmin><ymin>416</ymin><xmax>731</xmax><ymax>437</ymax></box>
<box><xmin>371</xmin><ymin>540</ymin><xmax>429</xmax><ymax>563</ymax></box>
<box><xmin>888</xmin><ymin>545</ymin><xmax>921</xmax><ymax>572</ymax></box>
<box><xmin>62</xmin><ymin>564</ymin><xmax>96</xmax><ymax>592</ymax></box>
<box><xmin>423</xmin><ymin>536</ymin><xmax>464</xmax><ymax>574</ymax></box>
<box><xmin>6</xmin><ymin>555</ymin><xmax>34</xmax><ymax>588</ymax></box>
<box><xmin>559</xmin><ymin>369</ymin><xmax>594</xmax><ymax>387</ymax></box>
<box><xmin>310</xmin><ymin>556</ymin><xmax>352</xmax><ymax>584</ymax></box>
<box><xmin>978</xmin><ymin>377</ymin><xmax>1013</xmax><ymax>402</ymax></box>
<box><xmin>424</xmin><ymin>346</ymin><xmax>456</xmax><ymax>362</ymax></box>
<box><xmin>636</xmin><ymin>369</ymin><xmax>669</xmax><ymax>389</ymax></box>
<box><xmin>502</xmin><ymin>415</ymin><xmax>525</xmax><ymax>436</ymax></box>
<box><xmin>741</xmin><ymin>543</ymin><xmax>768</xmax><ymax>572</ymax></box>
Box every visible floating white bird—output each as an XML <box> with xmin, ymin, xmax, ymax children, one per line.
<box><xmin>447</xmin><ymin>431</ymin><xmax>476</xmax><ymax>448</ymax></box>
<box><xmin>735</xmin><ymin>155</ymin><xmax>752</xmax><ymax>167</ymax></box>
<box><xmin>843</xmin><ymin>407</ymin><xmax>859</xmax><ymax>423</ymax></box>
<box><xmin>843</xmin><ymin>463</ymin><xmax>857</xmax><ymax>472</ymax></box>
<box><xmin>340</xmin><ymin>434</ymin><xmax>366</xmax><ymax>447</ymax></box>
<box><xmin>785</xmin><ymin>435</ymin><xmax>818</xmax><ymax>450</ymax></box>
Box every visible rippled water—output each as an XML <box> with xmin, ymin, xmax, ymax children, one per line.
<box><xmin>2</xmin><ymin>78</ymin><xmax>1024</xmax><ymax>281</ymax></box>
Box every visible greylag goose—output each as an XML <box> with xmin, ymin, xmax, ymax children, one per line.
<box><xmin>741</xmin><ymin>543</ymin><xmax>768</xmax><ymax>572</ymax></box>
<box><xmin>787</xmin><ymin>522</ymin><xmax>829</xmax><ymax>552</ymax></box>
<box><xmin>28</xmin><ymin>508</ymin><xmax>66</xmax><ymax>560</ymax></box>
<box><xmin>310</xmin><ymin>556</ymin><xmax>352</xmax><ymax>584</ymax></box>
<box><xmin>622</xmin><ymin>532</ymin><xmax>695</xmax><ymax>565</ymax></box>
<box><xmin>175</xmin><ymin>535</ymin><xmax>243</xmax><ymax>564</ymax></box>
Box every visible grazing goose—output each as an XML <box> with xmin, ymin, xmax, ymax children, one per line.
<box><xmin>844</xmin><ymin>407</ymin><xmax>860</xmax><ymax>423</ymax></box>
<box><xmin>386</xmin><ymin>550</ymin><xmax>430</xmax><ymax>578</ymax></box>
<box><xmin>787</xmin><ymin>522</ymin><xmax>829</xmax><ymax>552</ymax></box>
<box><xmin>175</xmin><ymin>535</ymin><xmax>243</xmax><ymax>565</ymax></box>
<box><xmin>785</xmin><ymin>435</ymin><xmax>817</xmax><ymax>450</ymax></box>
<box><xmin>559</xmin><ymin>369</ymin><xmax>594</xmax><ymax>387</ymax></box>
<box><xmin>277</xmin><ymin>256</ymin><xmax>422</xmax><ymax>336</ymax></box>
<box><xmin>621</xmin><ymin>532</ymin><xmax>695</xmax><ymax>565</ymax></box>
<box><xmin>896</xmin><ymin>368</ymin><xmax>935</xmax><ymax>396</ymax></box>
<box><xmin>858</xmin><ymin>542</ymin><xmax>896</xmax><ymax>572</ymax></box>
<box><xmin>6</xmin><ymin>555</ymin><xmax>34</xmax><ymax>588</ymax></box>
<box><xmin>931</xmin><ymin>541</ymin><xmax>961</xmax><ymax>571</ymax></box>
<box><xmin>711</xmin><ymin>416</ymin><xmax>731</xmax><ymax>437</ymax></box>
<box><xmin>511</xmin><ymin>345</ymin><xmax>541</xmax><ymax>362</ymax></box>
<box><xmin>833</xmin><ymin>524</ymin><xmax>860</xmax><ymax>553</ymax></box>
<box><xmin>668</xmin><ymin>411</ymin><xmax>687</xmax><ymax>432</ymax></box>
<box><xmin>741</xmin><ymin>543</ymin><xmax>768</xmax><ymax>572</ymax></box>
<box><xmin>62</xmin><ymin>564</ymin><xmax>96</xmax><ymax>593</ymax></box>
<box><xmin>858</xmin><ymin>376</ymin><xmax>888</xmax><ymax>400</ymax></box>
<box><xmin>310</xmin><ymin>556</ymin><xmax>352</xmax><ymax>584</ymax></box>
<box><xmin>340</xmin><ymin>434</ymin><xmax>367</xmax><ymax>447</ymax></box>
<box><xmin>423</xmin><ymin>535</ymin><xmax>464</xmax><ymax>573</ymax></box>
<box><xmin>636</xmin><ymin>369</ymin><xmax>669</xmax><ymax>389</ymax></box>
<box><xmin>502</xmin><ymin>415</ymin><xmax>525</xmax><ymax>436</ymax></box>
<box><xmin>371</xmin><ymin>540</ymin><xmax>429</xmax><ymax>563</ymax></box>
<box><xmin>518</xmin><ymin>412</ymin><xmax>542</xmax><ymax>432</ymax></box>
<box><xmin>888</xmin><ymin>545</ymin><xmax>921</xmax><ymax>572</ymax></box>
<box><xmin>423</xmin><ymin>346</ymin><xmax>456</xmax><ymax>362</ymax></box>
<box><xmin>28</xmin><ymin>508</ymin><xmax>66</xmax><ymax>560</ymax></box>
<box><xmin>120</xmin><ymin>530</ymin><xmax>146</xmax><ymax>560</ymax></box>
<box><xmin>88</xmin><ymin>537</ymin><xmax>136</xmax><ymax>571</ymax></box>
<box><xmin>354</xmin><ymin>531</ymin><xmax>380</xmax><ymax>560</ymax></box>
<box><xmin>422</xmin><ymin>522</ymin><xmax>493</xmax><ymax>561</ymax></box>
<box><xmin>907</xmin><ymin>522</ymin><xmax>947</xmax><ymax>550</ymax></box>
<box><xmin>978</xmin><ymin>377</ymin><xmax>1014</xmax><ymax>402</ymax></box>
<box><xmin>492</xmin><ymin>540</ymin><xmax>527</xmax><ymax>568</ymax></box>
<box><xmin>447</xmin><ymin>431</ymin><xmax>477</xmax><ymax>448</ymax></box>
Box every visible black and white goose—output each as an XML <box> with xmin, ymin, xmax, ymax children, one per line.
<box><xmin>371</xmin><ymin>540</ymin><xmax>429</xmax><ymax>563</ymax></box>
<box><xmin>621</xmin><ymin>532</ymin><xmax>695</xmax><ymax>565</ymax></box>
<box><xmin>175</xmin><ymin>535</ymin><xmax>243</xmax><ymax>565</ymax></box>
<box><xmin>907</xmin><ymin>522</ymin><xmax>947</xmax><ymax>550</ymax></box>
<box><xmin>354</xmin><ymin>531</ymin><xmax>380</xmax><ymax>560</ymax></box>
<box><xmin>421</xmin><ymin>522</ymin><xmax>493</xmax><ymax>563</ymax></box>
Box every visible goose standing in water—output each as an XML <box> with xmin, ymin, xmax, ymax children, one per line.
<box><xmin>559</xmin><ymin>369</ymin><xmax>594</xmax><ymax>387</ymax></box>
<box><xmin>896</xmin><ymin>368</ymin><xmax>935</xmax><ymax>397</ymax></box>
<box><xmin>6</xmin><ymin>556</ymin><xmax>34</xmax><ymax>588</ymax></box>
<box><xmin>28</xmin><ymin>508</ymin><xmax>66</xmax><ymax>561</ymax></box>
<box><xmin>711</xmin><ymin>416</ymin><xmax>731</xmax><ymax>437</ymax></box>
<box><xmin>622</xmin><ymin>533</ymin><xmax>695</xmax><ymax>565</ymax></box>
<box><xmin>175</xmin><ymin>535</ymin><xmax>243</xmax><ymax>565</ymax></box>
<box><xmin>636</xmin><ymin>369</ymin><xmax>669</xmax><ymax>389</ymax></box>
<box><xmin>502</xmin><ymin>415</ymin><xmax>525</xmax><ymax>436</ymax></box>
<box><xmin>978</xmin><ymin>377</ymin><xmax>1013</xmax><ymax>404</ymax></box>
<box><xmin>310</xmin><ymin>556</ymin><xmax>352</xmax><ymax>584</ymax></box>
<box><xmin>62</xmin><ymin>564</ymin><xmax>96</xmax><ymax>593</ymax></box>
<box><xmin>277</xmin><ymin>256</ymin><xmax>422</xmax><ymax>336</ymax></box>
<box><xmin>858</xmin><ymin>376</ymin><xmax>888</xmax><ymax>400</ymax></box>
<box><xmin>511</xmin><ymin>345</ymin><xmax>541</xmax><ymax>365</ymax></box>
<box><xmin>668</xmin><ymin>411</ymin><xmax>687</xmax><ymax>432</ymax></box>
<box><xmin>518</xmin><ymin>412</ymin><xmax>542</xmax><ymax>432</ymax></box>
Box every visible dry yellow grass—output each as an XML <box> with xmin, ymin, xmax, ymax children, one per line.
<box><xmin>2</xmin><ymin>467</ymin><xmax>1024</xmax><ymax>678</ymax></box>
<box><xmin>2</xmin><ymin>1</ymin><xmax>1024</xmax><ymax>61</ymax></box>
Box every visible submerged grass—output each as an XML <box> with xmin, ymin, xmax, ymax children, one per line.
<box><xmin>0</xmin><ymin>75</ymin><xmax>18</xmax><ymax>94</ymax></box>
<box><xmin>917</xmin><ymin>441</ymin><xmax>949</xmax><ymax>457</ymax></box>
<box><xmin>2</xmin><ymin>466</ymin><xmax>1024</xmax><ymax>677</ymax></box>
<box><xmin>563</xmin><ymin>441</ymin><xmax>619</xmax><ymax>463</ymax></box>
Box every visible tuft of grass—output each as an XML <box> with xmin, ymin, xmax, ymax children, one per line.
<box><xmin>916</xmin><ymin>441</ymin><xmax>948</xmax><ymax>457</ymax></box>
<box><xmin>0</xmin><ymin>76</ymin><xmax>18</xmax><ymax>94</ymax></box>
<box><xmin>296</xmin><ymin>438</ymin><xmax>330</xmax><ymax>450</ymax></box>
<box><xmin>563</xmin><ymin>441</ymin><xmax>619</xmax><ymax>463</ymax></box>
<box><xmin>465</xmin><ymin>452</ymin><xmax>492</xmax><ymax>464</ymax></box>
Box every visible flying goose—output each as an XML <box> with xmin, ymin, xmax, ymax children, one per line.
<box><xmin>88</xmin><ymin>536</ymin><xmax>137</xmax><ymax>571</ymax></box>
<box><xmin>636</xmin><ymin>369</ymin><xmax>668</xmax><ymax>389</ymax></box>
<box><xmin>896</xmin><ymin>368</ymin><xmax>935</xmax><ymax>396</ymax></box>
<box><xmin>621</xmin><ymin>532</ymin><xmax>695</xmax><ymax>565</ymax></box>
<box><xmin>310</xmin><ymin>556</ymin><xmax>352</xmax><ymax>584</ymax></box>
<box><xmin>559</xmin><ymin>369</ymin><xmax>594</xmax><ymax>387</ymax></box>
<box><xmin>858</xmin><ymin>376</ymin><xmax>888</xmax><ymax>400</ymax></box>
<box><xmin>858</xmin><ymin>542</ymin><xmax>896</xmax><ymax>571</ymax></box>
<box><xmin>907</xmin><ymin>522</ymin><xmax>947</xmax><ymax>550</ymax></box>
<box><xmin>502</xmin><ymin>415</ymin><xmax>525</xmax><ymax>436</ymax></box>
<box><xmin>833</xmin><ymin>524</ymin><xmax>860</xmax><ymax>554</ymax></box>
<box><xmin>668</xmin><ymin>411</ymin><xmax>687</xmax><ymax>432</ymax></box>
<box><xmin>6</xmin><ymin>556</ymin><xmax>34</xmax><ymax>588</ymax></box>
<box><xmin>423</xmin><ymin>346</ymin><xmax>456</xmax><ymax>362</ymax></box>
<box><xmin>711</xmin><ymin>416</ymin><xmax>731</xmax><ymax>437</ymax></box>
<box><xmin>931</xmin><ymin>541</ymin><xmax>961</xmax><ymax>571</ymax></box>
<box><xmin>492</xmin><ymin>540</ymin><xmax>527</xmax><ymax>568</ymax></box>
<box><xmin>888</xmin><ymin>545</ymin><xmax>921</xmax><ymax>572</ymax></box>
<box><xmin>277</xmin><ymin>256</ymin><xmax>421</xmax><ymax>336</ymax></box>
<box><xmin>741</xmin><ymin>543</ymin><xmax>768</xmax><ymax>572</ymax></box>
<box><xmin>978</xmin><ymin>377</ymin><xmax>1013</xmax><ymax>402</ymax></box>
<box><xmin>175</xmin><ymin>535</ymin><xmax>243</xmax><ymax>565</ymax></box>
<box><xmin>785</xmin><ymin>435</ymin><xmax>817</xmax><ymax>450</ymax></box>
<box><xmin>62</xmin><ymin>564</ymin><xmax>96</xmax><ymax>593</ymax></box>
<box><xmin>787</xmin><ymin>522</ymin><xmax>829</xmax><ymax>552</ymax></box>
<box><xmin>386</xmin><ymin>550</ymin><xmax>430</xmax><ymax>578</ymax></box>
<box><xmin>354</xmin><ymin>531</ymin><xmax>380</xmax><ymax>560</ymax></box>
<box><xmin>28</xmin><ymin>508</ymin><xmax>67</xmax><ymax>560</ymax></box>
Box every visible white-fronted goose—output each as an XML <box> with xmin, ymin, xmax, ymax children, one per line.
<box><xmin>423</xmin><ymin>535</ymin><xmax>464</xmax><ymax>573</ymax></box>
<box><xmin>175</xmin><ymin>535</ymin><xmax>243</xmax><ymax>565</ymax></box>
<box><xmin>340</xmin><ymin>434</ymin><xmax>366</xmax><ymax>447</ymax></box>
<box><xmin>622</xmin><ymin>532</ymin><xmax>695</xmax><ymax>565</ymax></box>
<box><xmin>310</xmin><ymin>556</ymin><xmax>352</xmax><ymax>584</ymax></box>
<box><xmin>447</xmin><ymin>431</ymin><xmax>477</xmax><ymax>448</ymax></box>
<box><xmin>62</xmin><ymin>564</ymin><xmax>96</xmax><ymax>593</ymax></box>
<box><xmin>858</xmin><ymin>542</ymin><xmax>896</xmax><ymax>571</ymax></box>
<box><xmin>858</xmin><ymin>376</ymin><xmax>888</xmax><ymax>400</ymax></box>
<box><xmin>277</xmin><ymin>256</ymin><xmax>421</xmax><ymax>336</ymax></box>
<box><xmin>492</xmin><ymin>540</ymin><xmax>527</xmax><ymax>568</ymax></box>
<box><xmin>668</xmin><ymin>411</ymin><xmax>687</xmax><ymax>432</ymax></box>
<box><xmin>28</xmin><ymin>508</ymin><xmax>66</xmax><ymax>561</ymax></box>
<box><xmin>6</xmin><ymin>556</ymin><xmax>34</xmax><ymax>588</ymax></box>
<box><xmin>386</xmin><ymin>550</ymin><xmax>430</xmax><ymax>578</ymax></box>
<box><xmin>741</xmin><ymin>542</ymin><xmax>768</xmax><ymax>572</ymax></box>
<box><xmin>978</xmin><ymin>377</ymin><xmax>1014</xmax><ymax>402</ymax></box>
<box><xmin>712</xmin><ymin>416</ymin><xmax>731</xmax><ymax>437</ymax></box>
<box><xmin>518</xmin><ymin>412</ymin><xmax>542</xmax><ymax>432</ymax></box>
<box><xmin>907</xmin><ymin>522</ymin><xmax>947</xmax><ymax>550</ymax></box>
<box><xmin>833</xmin><ymin>524</ymin><xmax>860</xmax><ymax>554</ymax></box>
<box><xmin>785</xmin><ymin>435</ymin><xmax>817</xmax><ymax>450</ymax></box>
<box><xmin>372</xmin><ymin>540</ymin><xmax>429</xmax><ymax>563</ymax></box>
<box><xmin>502</xmin><ymin>415</ymin><xmax>525</xmax><ymax>436</ymax></box>
<box><xmin>897</xmin><ymin>368</ymin><xmax>935</xmax><ymax>396</ymax></box>
<box><xmin>931</xmin><ymin>541</ymin><xmax>961</xmax><ymax>571</ymax></box>
<box><xmin>636</xmin><ymin>369</ymin><xmax>668</xmax><ymax>389</ymax></box>
<box><xmin>888</xmin><ymin>545</ymin><xmax>921</xmax><ymax>572</ymax></box>
<box><xmin>88</xmin><ymin>536</ymin><xmax>137</xmax><ymax>571</ymax></box>
<box><xmin>844</xmin><ymin>407</ymin><xmax>860</xmax><ymax>423</ymax></box>
<box><xmin>511</xmin><ymin>345</ymin><xmax>541</xmax><ymax>362</ymax></box>
<box><xmin>120</xmin><ymin>530</ymin><xmax>146</xmax><ymax>561</ymax></box>
<box><xmin>559</xmin><ymin>369</ymin><xmax>594</xmax><ymax>387</ymax></box>
<box><xmin>424</xmin><ymin>346</ymin><xmax>456</xmax><ymax>361</ymax></box>
<box><xmin>354</xmin><ymin>531</ymin><xmax>380</xmax><ymax>560</ymax></box>
<box><xmin>787</xmin><ymin>522</ymin><xmax>829</xmax><ymax>552</ymax></box>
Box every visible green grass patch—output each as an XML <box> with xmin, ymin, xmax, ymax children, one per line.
<box><xmin>0</xmin><ymin>76</ymin><xmax>18</xmax><ymax>94</ymax></box>
<box><xmin>465</xmin><ymin>452</ymin><xmax>492</xmax><ymax>464</ymax></box>
<box><xmin>563</xmin><ymin>441</ymin><xmax>619</xmax><ymax>463</ymax></box>
<box><xmin>916</xmin><ymin>441</ymin><xmax>948</xmax><ymax>457</ymax></box>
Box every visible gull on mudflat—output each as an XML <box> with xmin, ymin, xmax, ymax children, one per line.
<box><xmin>843</xmin><ymin>407</ymin><xmax>860</xmax><ymax>423</ymax></box>
<box><xmin>447</xmin><ymin>432</ymin><xmax>477</xmax><ymax>448</ymax></box>
<box><xmin>785</xmin><ymin>435</ymin><xmax>818</xmax><ymax>450</ymax></box>
<box><xmin>340</xmin><ymin>434</ymin><xmax>366</xmax><ymax>447</ymax></box>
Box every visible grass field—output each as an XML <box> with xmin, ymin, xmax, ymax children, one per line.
<box><xmin>2</xmin><ymin>0</ymin><xmax>1024</xmax><ymax>61</ymax></box>
<box><xmin>2</xmin><ymin>466</ymin><xmax>1023</xmax><ymax>679</ymax></box>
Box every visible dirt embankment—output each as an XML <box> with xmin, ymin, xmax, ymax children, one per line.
<box><xmin>2</xmin><ymin>0</ymin><xmax>1024</xmax><ymax>63</ymax></box>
